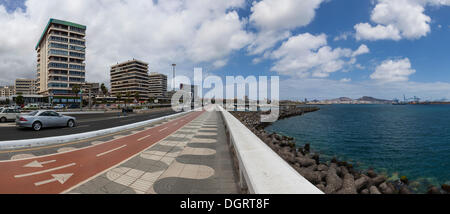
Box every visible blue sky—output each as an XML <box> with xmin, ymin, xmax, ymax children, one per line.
<box><xmin>0</xmin><ymin>0</ymin><xmax>449</xmax><ymax>100</ymax></box>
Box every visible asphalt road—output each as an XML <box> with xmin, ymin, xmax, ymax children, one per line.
<box><xmin>0</xmin><ymin>109</ymin><xmax>177</xmax><ymax>141</ymax></box>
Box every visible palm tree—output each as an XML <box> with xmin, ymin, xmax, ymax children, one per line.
<box><xmin>115</xmin><ymin>92</ymin><xmax>122</xmax><ymax>104</ymax></box>
<box><xmin>72</xmin><ymin>84</ymin><xmax>81</xmax><ymax>95</ymax></box>
<box><xmin>101</xmin><ymin>83</ymin><xmax>108</xmax><ymax>96</ymax></box>
<box><xmin>134</xmin><ymin>92</ymin><xmax>140</xmax><ymax>104</ymax></box>
<box><xmin>125</xmin><ymin>91</ymin><xmax>132</xmax><ymax>107</ymax></box>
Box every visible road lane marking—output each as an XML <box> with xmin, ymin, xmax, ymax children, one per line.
<box><xmin>159</xmin><ymin>127</ymin><xmax>168</xmax><ymax>132</ymax></box>
<box><xmin>138</xmin><ymin>135</ymin><xmax>152</xmax><ymax>142</ymax></box>
<box><xmin>35</xmin><ymin>173</ymin><xmax>74</xmax><ymax>186</ymax></box>
<box><xmin>14</xmin><ymin>163</ymin><xmax>76</xmax><ymax>178</ymax></box>
<box><xmin>173</xmin><ymin>122</ymin><xmax>178</xmax><ymax>126</ymax></box>
<box><xmin>24</xmin><ymin>160</ymin><xmax>56</xmax><ymax>168</ymax></box>
<box><xmin>96</xmin><ymin>145</ymin><xmax>127</xmax><ymax>157</ymax></box>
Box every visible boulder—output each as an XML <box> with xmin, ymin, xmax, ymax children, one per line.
<box><xmin>427</xmin><ymin>186</ymin><xmax>441</xmax><ymax>194</ymax></box>
<box><xmin>340</xmin><ymin>166</ymin><xmax>349</xmax><ymax>177</ymax></box>
<box><xmin>298</xmin><ymin>168</ymin><xmax>321</xmax><ymax>185</ymax></box>
<box><xmin>360</xmin><ymin>189</ymin><xmax>370</xmax><ymax>194</ymax></box>
<box><xmin>311</xmin><ymin>153</ymin><xmax>320</xmax><ymax>164</ymax></box>
<box><xmin>324</xmin><ymin>167</ymin><xmax>343</xmax><ymax>194</ymax></box>
<box><xmin>367</xmin><ymin>169</ymin><xmax>377</xmax><ymax>178</ymax></box>
<box><xmin>319</xmin><ymin>171</ymin><xmax>327</xmax><ymax>182</ymax></box>
<box><xmin>317</xmin><ymin>164</ymin><xmax>329</xmax><ymax>172</ymax></box>
<box><xmin>441</xmin><ymin>184</ymin><xmax>450</xmax><ymax>193</ymax></box>
<box><xmin>316</xmin><ymin>183</ymin><xmax>326</xmax><ymax>192</ymax></box>
<box><xmin>369</xmin><ymin>186</ymin><xmax>381</xmax><ymax>194</ymax></box>
<box><xmin>295</xmin><ymin>157</ymin><xmax>316</xmax><ymax>167</ymax></box>
<box><xmin>379</xmin><ymin>182</ymin><xmax>394</xmax><ymax>194</ymax></box>
<box><xmin>337</xmin><ymin>161</ymin><xmax>348</xmax><ymax>167</ymax></box>
<box><xmin>355</xmin><ymin>176</ymin><xmax>369</xmax><ymax>191</ymax></box>
<box><xmin>387</xmin><ymin>182</ymin><xmax>398</xmax><ymax>194</ymax></box>
<box><xmin>331</xmin><ymin>157</ymin><xmax>338</xmax><ymax>163</ymax></box>
<box><xmin>371</xmin><ymin>176</ymin><xmax>386</xmax><ymax>186</ymax></box>
<box><xmin>304</xmin><ymin>144</ymin><xmax>310</xmax><ymax>153</ymax></box>
<box><xmin>399</xmin><ymin>186</ymin><xmax>412</xmax><ymax>194</ymax></box>
<box><xmin>306</xmin><ymin>164</ymin><xmax>318</xmax><ymax>172</ymax></box>
<box><xmin>336</xmin><ymin>174</ymin><xmax>357</xmax><ymax>194</ymax></box>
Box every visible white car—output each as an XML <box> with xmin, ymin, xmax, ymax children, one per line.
<box><xmin>0</xmin><ymin>108</ymin><xmax>21</xmax><ymax>123</ymax></box>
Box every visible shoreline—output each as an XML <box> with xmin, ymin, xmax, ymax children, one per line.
<box><xmin>230</xmin><ymin>106</ymin><xmax>449</xmax><ymax>194</ymax></box>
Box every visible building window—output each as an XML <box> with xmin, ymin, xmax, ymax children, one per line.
<box><xmin>69</xmin><ymin>39</ymin><xmax>85</xmax><ymax>46</ymax></box>
<box><xmin>49</xmin><ymin>36</ymin><xmax>68</xmax><ymax>43</ymax></box>
<box><xmin>70</xmin><ymin>26</ymin><xmax>85</xmax><ymax>34</ymax></box>
<box><xmin>49</xmin><ymin>62</ymin><xmax>68</xmax><ymax>68</ymax></box>
<box><xmin>69</xmin><ymin>64</ymin><xmax>85</xmax><ymax>70</ymax></box>
<box><xmin>69</xmin><ymin>52</ymin><xmax>85</xmax><ymax>58</ymax></box>
<box><xmin>48</xmin><ymin>83</ymin><xmax>68</xmax><ymax>88</ymax></box>
<box><xmin>49</xmin><ymin>49</ymin><xmax>68</xmax><ymax>56</ymax></box>
<box><xmin>69</xmin><ymin>71</ymin><xmax>85</xmax><ymax>76</ymax></box>
<box><xmin>69</xmin><ymin>45</ymin><xmax>85</xmax><ymax>51</ymax></box>
<box><xmin>49</xmin><ymin>43</ymin><xmax>68</xmax><ymax>49</ymax></box>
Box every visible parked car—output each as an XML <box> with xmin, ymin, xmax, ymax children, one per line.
<box><xmin>24</xmin><ymin>103</ymin><xmax>40</xmax><ymax>109</ymax></box>
<box><xmin>16</xmin><ymin>110</ymin><xmax>77</xmax><ymax>131</ymax></box>
<box><xmin>53</xmin><ymin>104</ymin><xmax>65</xmax><ymax>109</ymax></box>
<box><xmin>68</xmin><ymin>103</ymin><xmax>80</xmax><ymax>109</ymax></box>
<box><xmin>0</xmin><ymin>108</ymin><xmax>21</xmax><ymax>123</ymax></box>
<box><xmin>41</xmin><ymin>103</ymin><xmax>52</xmax><ymax>109</ymax></box>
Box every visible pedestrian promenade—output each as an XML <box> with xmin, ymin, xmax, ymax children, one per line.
<box><xmin>67</xmin><ymin>110</ymin><xmax>240</xmax><ymax>194</ymax></box>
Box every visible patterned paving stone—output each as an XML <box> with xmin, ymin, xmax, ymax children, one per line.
<box><xmin>68</xmin><ymin>111</ymin><xmax>239</xmax><ymax>194</ymax></box>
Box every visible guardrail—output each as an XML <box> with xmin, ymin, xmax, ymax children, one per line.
<box><xmin>0</xmin><ymin>110</ymin><xmax>191</xmax><ymax>150</ymax></box>
<box><xmin>217</xmin><ymin>105</ymin><xmax>323</xmax><ymax>194</ymax></box>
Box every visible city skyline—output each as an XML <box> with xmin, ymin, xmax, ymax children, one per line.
<box><xmin>0</xmin><ymin>0</ymin><xmax>449</xmax><ymax>100</ymax></box>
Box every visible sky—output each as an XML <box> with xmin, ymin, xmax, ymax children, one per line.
<box><xmin>0</xmin><ymin>0</ymin><xmax>449</xmax><ymax>100</ymax></box>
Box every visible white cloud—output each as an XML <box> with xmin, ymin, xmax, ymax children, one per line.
<box><xmin>248</xmin><ymin>0</ymin><xmax>325</xmax><ymax>55</ymax></box>
<box><xmin>352</xmin><ymin>44</ymin><xmax>370</xmax><ymax>57</ymax></box>
<box><xmin>270</xmin><ymin>33</ymin><xmax>369</xmax><ymax>78</ymax></box>
<box><xmin>247</xmin><ymin>30</ymin><xmax>291</xmax><ymax>55</ymax></box>
<box><xmin>355</xmin><ymin>23</ymin><xmax>402</xmax><ymax>41</ymax></box>
<box><xmin>0</xmin><ymin>0</ymin><xmax>250</xmax><ymax>87</ymax></box>
<box><xmin>250</xmin><ymin>0</ymin><xmax>324</xmax><ymax>31</ymax></box>
<box><xmin>355</xmin><ymin>0</ymin><xmax>450</xmax><ymax>41</ymax></box>
<box><xmin>340</xmin><ymin>78</ymin><xmax>351</xmax><ymax>83</ymax></box>
<box><xmin>188</xmin><ymin>11</ymin><xmax>253</xmax><ymax>63</ymax></box>
<box><xmin>334</xmin><ymin>32</ymin><xmax>352</xmax><ymax>41</ymax></box>
<box><xmin>370</xmin><ymin>58</ymin><xmax>416</xmax><ymax>82</ymax></box>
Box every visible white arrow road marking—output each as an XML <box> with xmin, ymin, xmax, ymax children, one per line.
<box><xmin>24</xmin><ymin>160</ymin><xmax>56</xmax><ymax>168</ymax></box>
<box><xmin>159</xmin><ymin>127</ymin><xmax>168</xmax><ymax>132</ymax></box>
<box><xmin>173</xmin><ymin>122</ymin><xmax>178</xmax><ymax>126</ymax></box>
<box><xmin>96</xmin><ymin>145</ymin><xmax>127</xmax><ymax>157</ymax></box>
<box><xmin>34</xmin><ymin>173</ymin><xmax>74</xmax><ymax>186</ymax></box>
<box><xmin>14</xmin><ymin>163</ymin><xmax>76</xmax><ymax>178</ymax></box>
<box><xmin>138</xmin><ymin>135</ymin><xmax>152</xmax><ymax>142</ymax></box>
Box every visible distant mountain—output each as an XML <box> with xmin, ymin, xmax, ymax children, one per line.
<box><xmin>356</xmin><ymin>96</ymin><xmax>392</xmax><ymax>103</ymax></box>
<box><xmin>329</xmin><ymin>97</ymin><xmax>353</xmax><ymax>102</ymax></box>
<box><xmin>309</xmin><ymin>96</ymin><xmax>393</xmax><ymax>104</ymax></box>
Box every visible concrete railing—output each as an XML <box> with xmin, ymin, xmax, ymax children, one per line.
<box><xmin>218</xmin><ymin>105</ymin><xmax>323</xmax><ymax>194</ymax></box>
<box><xmin>0</xmin><ymin>110</ymin><xmax>190</xmax><ymax>150</ymax></box>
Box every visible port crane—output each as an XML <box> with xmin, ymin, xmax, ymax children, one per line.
<box><xmin>392</xmin><ymin>95</ymin><xmax>421</xmax><ymax>104</ymax></box>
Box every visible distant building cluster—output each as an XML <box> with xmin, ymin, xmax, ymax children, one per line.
<box><xmin>0</xmin><ymin>18</ymin><xmax>171</xmax><ymax>105</ymax></box>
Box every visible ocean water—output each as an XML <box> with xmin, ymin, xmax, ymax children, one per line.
<box><xmin>265</xmin><ymin>104</ymin><xmax>450</xmax><ymax>193</ymax></box>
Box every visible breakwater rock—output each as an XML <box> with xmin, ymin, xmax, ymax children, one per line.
<box><xmin>231</xmin><ymin>107</ymin><xmax>447</xmax><ymax>194</ymax></box>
